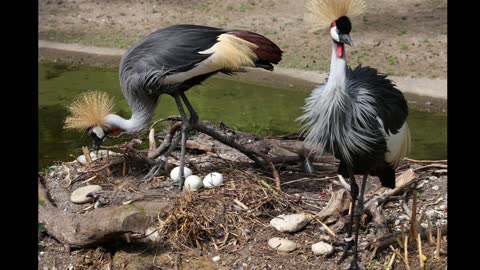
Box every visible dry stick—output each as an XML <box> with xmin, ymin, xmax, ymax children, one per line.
<box><xmin>417</xmin><ymin>233</ymin><xmax>425</xmax><ymax>269</ymax></box>
<box><xmin>122</xmin><ymin>158</ymin><xmax>127</xmax><ymax>177</ymax></box>
<box><xmin>281</xmin><ymin>176</ymin><xmax>338</xmax><ymax>186</ymax></box>
<box><xmin>149</xmin><ymin>128</ymin><xmax>157</xmax><ymax>151</ymax></box>
<box><xmin>389</xmin><ymin>246</ymin><xmax>407</xmax><ymax>269</ymax></box>
<box><xmin>106</xmin><ymin>150</ymin><xmax>111</xmax><ymax>176</ymax></box>
<box><xmin>82</xmin><ymin>146</ymin><xmax>93</xmax><ymax>168</ymax></box>
<box><xmin>404</xmin><ymin>236</ymin><xmax>411</xmax><ymax>270</ymax></box>
<box><xmin>370</xmin><ymin>226</ymin><xmax>447</xmax><ymax>253</ymax></box>
<box><xmin>385</xmin><ymin>251</ymin><xmax>396</xmax><ymax>270</ymax></box>
<box><xmin>427</xmin><ymin>219</ymin><xmax>434</xmax><ymax>245</ymax></box>
<box><xmin>148</xmin><ymin>122</ymin><xmax>182</xmax><ymax>159</ymax></box>
<box><xmin>149</xmin><ymin>115</ymin><xmax>181</xmax><ymax>130</ymax></box>
<box><xmin>436</xmin><ymin>227</ymin><xmax>442</xmax><ymax>259</ymax></box>
<box><xmin>413</xmin><ymin>164</ymin><xmax>448</xmax><ymax>172</ymax></box>
<box><xmin>405</xmin><ymin>158</ymin><xmax>447</xmax><ymax>163</ymax></box>
<box><xmin>409</xmin><ymin>192</ymin><xmax>418</xmax><ymax>239</ymax></box>
<box><xmin>192</xmin><ymin>121</ymin><xmax>282</xmax><ymax>190</ymax></box>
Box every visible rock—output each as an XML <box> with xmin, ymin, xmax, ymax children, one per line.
<box><xmin>431</xmin><ymin>185</ymin><xmax>439</xmax><ymax>191</ymax></box>
<box><xmin>70</xmin><ymin>185</ymin><xmax>102</xmax><ymax>204</ymax></box>
<box><xmin>311</xmin><ymin>241</ymin><xmax>334</xmax><ymax>256</ymax></box>
<box><xmin>270</xmin><ymin>213</ymin><xmax>309</xmax><ymax>233</ymax></box>
<box><xmin>184</xmin><ymin>175</ymin><xmax>203</xmax><ymax>191</ymax></box>
<box><xmin>203</xmin><ymin>172</ymin><xmax>224</xmax><ymax>188</ymax></box>
<box><xmin>212</xmin><ymin>256</ymin><xmax>221</xmax><ymax>262</ymax></box>
<box><xmin>145</xmin><ymin>227</ymin><xmax>160</xmax><ymax>242</ymax></box>
<box><xmin>439</xmin><ymin>204</ymin><xmax>446</xmax><ymax>211</ymax></box>
<box><xmin>170</xmin><ymin>166</ymin><xmax>193</xmax><ymax>181</ymax></box>
<box><xmin>429</xmin><ymin>176</ymin><xmax>438</xmax><ymax>181</ymax></box>
<box><xmin>268</xmin><ymin>237</ymin><xmax>297</xmax><ymax>252</ymax></box>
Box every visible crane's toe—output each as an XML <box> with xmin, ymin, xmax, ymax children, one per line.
<box><xmin>348</xmin><ymin>260</ymin><xmax>361</xmax><ymax>270</ymax></box>
<box><xmin>150</xmin><ymin>178</ymin><xmax>185</xmax><ymax>191</ymax></box>
<box><xmin>142</xmin><ymin>161</ymin><xmax>166</xmax><ymax>183</ymax></box>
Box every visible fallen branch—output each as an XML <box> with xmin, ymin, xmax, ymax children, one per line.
<box><xmin>370</xmin><ymin>226</ymin><xmax>447</xmax><ymax>253</ymax></box>
<box><xmin>38</xmin><ymin>177</ymin><xmax>172</xmax><ymax>249</ymax></box>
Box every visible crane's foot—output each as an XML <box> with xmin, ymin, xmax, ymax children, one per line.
<box><xmin>348</xmin><ymin>260</ymin><xmax>360</xmax><ymax>270</ymax></box>
<box><xmin>142</xmin><ymin>157</ymin><xmax>167</xmax><ymax>183</ymax></box>
<box><xmin>150</xmin><ymin>176</ymin><xmax>185</xmax><ymax>191</ymax></box>
<box><xmin>337</xmin><ymin>238</ymin><xmax>354</xmax><ymax>264</ymax></box>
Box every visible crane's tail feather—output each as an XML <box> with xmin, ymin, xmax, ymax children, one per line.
<box><xmin>228</xmin><ymin>31</ymin><xmax>283</xmax><ymax>70</ymax></box>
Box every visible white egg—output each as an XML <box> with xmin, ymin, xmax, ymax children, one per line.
<box><xmin>170</xmin><ymin>166</ymin><xmax>193</xmax><ymax>180</ymax></box>
<box><xmin>203</xmin><ymin>172</ymin><xmax>224</xmax><ymax>188</ymax></box>
<box><xmin>76</xmin><ymin>150</ymin><xmax>120</xmax><ymax>165</ymax></box>
<box><xmin>184</xmin><ymin>175</ymin><xmax>203</xmax><ymax>191</ymax></box>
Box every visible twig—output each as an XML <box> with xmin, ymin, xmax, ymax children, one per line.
<box><xmin>389</xmin><ymin>246</ymin><xmax>408</xmax><ymax>269</ymax></box>
<box><xmin>122</xmin><ymin>158</ymin><xmax>127</xmax><ymax>177</ymax></box>
<box><xmin>385</xmin><ymin>251</ymin><xmax>396</xmax><ymax>270</ymax></box>
<box><xmin>106</xmin><ymin>150</ymin><xmax>111</xmax><ymax>176</ymax></box>
<box><xmin>149</xmin><ymin>128</ymin><xmax>157</xmax><ymax>151</ymax></box>
<box><xmin>370</xmin><ymin>226</ymin><xmax>447</xmax><ymax>252</ymax></box>
<box><xmin>417</xmin><ymin>233</ymin><xmax>425</xmax><ymax>269</ymax></box>
<box><xmin>281</xmin><ymin>176</ymin><xmax>338</xmax><ymax>186</ymax></box>
<box><xmin>435</xmin><ymin>227</ymin><xmax>441</xmax><ymax>259</ymax></box>
<box><xmin>148</xmin><ymin>122</ymin><xmax>182</xmax><ymax>159</ymax></box>
<box><xmin>149</xmin><ymin>115</ymin><xmax>181</xmax><ymax>130</ymax></box>
<box><xmin>404</xmin><ymin>236</ymin><xmax>411</xmax><ymax>270</ymax></box>
<box><xmin>82</xmin><ymin>146</ymin><xmax>93</xmax><ymax>169</ymax></box>
<box><xmin>337</xmin><ymin>174</ymin><xmax>351</xmax><ymax>191</ymax></box>
<box><xmin>313</xmin><ymin>217</ymin><xmax>336</xmax><ymax>237</ymax></box>
<box><xmin>409</xmin><ymin>192</ymin><xmax>418</xmax><ymax>239</ymax></box>
<box><xmin>405</xmin><ymin>158</ymin><xmax>447</xmax><ymax>163</ymax></box>
<box><xmin>233</xmin><ymin>199</ymin><xmax>249</xmax><ymax>210</ymax></box>
<box><xmin>427</xmin><ymin>219</ymin><xmax>434</xmax><ymax>244</ymax></box>
<box><xmin>413</xmin><ymin>164</ymin><xmax>447</xmax><ymax>172</ymax></box>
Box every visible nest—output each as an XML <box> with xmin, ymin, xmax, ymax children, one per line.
<box><xmin>157</xmin><ymin>168</ymin><xmax>300</xmax><ymax>250</ymax></box>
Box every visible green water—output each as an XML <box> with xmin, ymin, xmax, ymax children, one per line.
<box><xmin>38</xmin><ymin>63</ymin><xmax>447</xmax><ymax>169</ymax></box>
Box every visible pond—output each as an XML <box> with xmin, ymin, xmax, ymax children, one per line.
<box><xmin>38</xmin><ymin>63</ymin><xmax>447</xmax><ymax>169</ymax></box>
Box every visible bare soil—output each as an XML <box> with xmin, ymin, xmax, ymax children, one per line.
<box><xmin>38</xmin><ymin>0</ymin><xmax>447</xmax><ymax>79</ymax></box>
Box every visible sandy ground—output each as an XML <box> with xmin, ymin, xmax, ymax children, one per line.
<box><xmin>38</xmin><ymin>0</ymin><xmax>447</xmax><ymax>79</ymax></box>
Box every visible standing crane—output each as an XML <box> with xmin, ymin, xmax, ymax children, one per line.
<box><xmin>299</xmin><ymin>0</ymin><xmax>410</xmax><ymax>269</ymax></box>
<box><xmin>65</xmin><ymin>24</ymin><xmax>282</xmax><ymax>188</ymax></box>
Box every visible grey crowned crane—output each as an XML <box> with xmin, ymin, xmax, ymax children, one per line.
<box><xmin>299</xmin><ymin>0</ymin><xmax>410</xmax><ymax>269</ymax></box>
<box><xmin>64</xmin><ymin>24</ymin><xmax>282</xmax><ymax>188</ymax></box>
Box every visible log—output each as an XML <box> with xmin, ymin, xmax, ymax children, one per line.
<box><xmin>38</xmin><ymin>179</ymin><xmax>172</xmax><ymax>249</ymax></box>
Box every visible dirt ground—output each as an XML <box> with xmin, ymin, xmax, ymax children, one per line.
<box><xmin>38</xmin><ymin>0</ymin><xmax>447</xmax><ymax>79</ymax></box>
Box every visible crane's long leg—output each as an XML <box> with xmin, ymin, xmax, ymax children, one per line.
<box><xmin>348</xmin><ymin>174</ymin><xmax>368</xmax><ymax>270</ymax></box>
<box><xmin>143</xmin><ymin>94</ymin><xmax>191</xmax><ymax>190</ymax></box>
<box><xmin>142</xmin><ymin>134</ymin><xmax>182</xmax><ymax>182</ymax></box>
<box><xmin>180</xmin><ymin>92</ymin><xmax>198</xmax><ymax>125</ymax></box>
<box><xmin>339</xmin><ymin>167</ymin><xmax>359</xmax><ymax>264</ymax></box>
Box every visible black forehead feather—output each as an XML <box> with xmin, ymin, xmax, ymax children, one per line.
<box><xmin>336</xmin><ymin>16</ymin><xmax>352</xmax><ymax>34</ymax></box>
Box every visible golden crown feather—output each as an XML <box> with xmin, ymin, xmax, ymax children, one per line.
<box><xmin>64</xmin><ymin>91</ymin><xmax>115</xmax><ymax>131</ymax></box>
<box><xmin>304</xmin><ymin>0</ymin><xmax>366</xmax><ymax>32</ymax></box>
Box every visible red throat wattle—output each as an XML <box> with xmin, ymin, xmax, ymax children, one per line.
<box><xmin>111</xmin><ymin>128</ymin><xmax>121</xmax><ymax>135</ymax></box>
<box><xmin>336</xmin><ymin>43</ymin><xmax>344</xmax><ymax>58</ymax></box>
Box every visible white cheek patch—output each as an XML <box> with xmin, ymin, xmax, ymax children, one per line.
<box><xmin>92</xmin><ymin>126</ymin><xmax>105</xmax><ymax>139</ymax></box>
<box><xmin>330</xmin><ymin>27</ymin><xmax>340</xmax><ymax>42</ymax></box>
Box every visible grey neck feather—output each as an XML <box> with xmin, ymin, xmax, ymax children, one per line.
<box><xmin>104</xmin><ymin>78</ymin><xmax>159</xmax><ymax>133</ymax></box>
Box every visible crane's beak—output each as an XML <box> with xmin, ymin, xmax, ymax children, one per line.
<box><xmin>92</xmin><ymin>137</ymin><xmax>103</xmax><ymax>152</ymax></box>
<box><xmin>339</xmin><ymin>34</ymin><xmax>353</xmax><ymax>46</ymax></box>
<box><xmin>88</xmin><ymin>129</ymin><xmax>105</xmax><ymax>152</ymax></box>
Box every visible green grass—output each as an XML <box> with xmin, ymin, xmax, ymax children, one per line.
<box><xmin>386</xmin><ymin>55</ymin><xmax>398</xmax><ymax>65</ymax></box>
